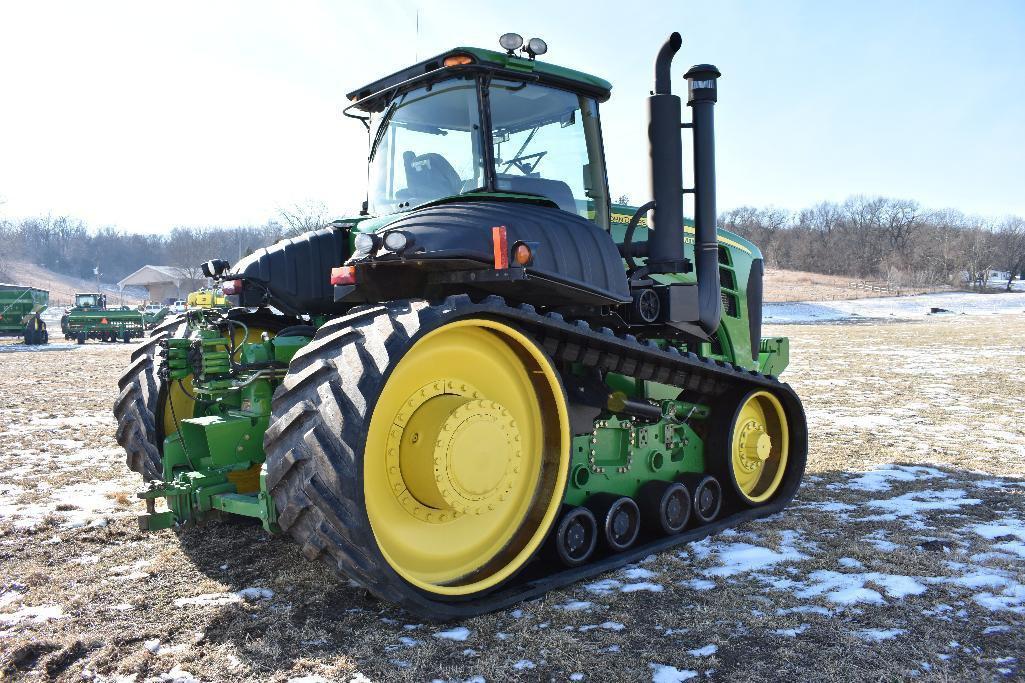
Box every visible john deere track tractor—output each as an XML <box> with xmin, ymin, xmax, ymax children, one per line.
<box><xmin>114</xmin><ymin>32</ymin><xmax>806</xmax><ymax>619</ymax></box>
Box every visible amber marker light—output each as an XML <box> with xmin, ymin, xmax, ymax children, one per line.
<box><xmin>513</xmin><ymin>242</ymin><xmax>532</xmax><ymax>266</ymax></box>
<box><xmin>443</xmin><ymin>54</ymin><xmax>473</xmax><ymax>67</ymax></box>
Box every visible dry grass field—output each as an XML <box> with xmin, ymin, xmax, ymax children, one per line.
<box><xmin>762</xmin><ymin>268</ymin><xmax>948</xmax><ymax>303</ymax></box>
<box><xmin>0</xmin><ymin>313</ymin><xmax>1023</xmax><ymax>682</ymax></box>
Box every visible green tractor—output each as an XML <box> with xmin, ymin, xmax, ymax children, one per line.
<box><xmin>0</xmin><ymin>284</ymin><xmax>49</xmax><ymax>345</ymax></box>
<box><xmin>114</xmin><ymin>32</ymin><xmax>806</xmax><ymax>619</ymax></box>
<box><xmin>62</xmin><ymin>293</ymin><xmax>146</xmax><ymax>344</ymax></box>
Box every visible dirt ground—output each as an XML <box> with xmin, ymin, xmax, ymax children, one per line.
<box><xmin>0</xmin><ymin>315</ymin><xmax>1023</xmax><ymax>682</ymax></box>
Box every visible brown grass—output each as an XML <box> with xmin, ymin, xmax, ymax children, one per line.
<box><xmin>763</xmin><ymin>268</ymin><xmax>952</xmax><ymax>303</ymax></box>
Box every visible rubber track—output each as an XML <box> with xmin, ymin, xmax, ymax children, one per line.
<box><xmin>112</xmin><ymin>316</ymin><xmax>187</xmax><ymax>480</ymax></box>
<box><xmin>263</xmin><ymin>295</ymin><xmax>808</xmax><ymax>620</ymax></box>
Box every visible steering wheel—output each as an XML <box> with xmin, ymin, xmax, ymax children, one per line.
<box><xmin>501</xmin><ymin>151</ymin><xmax>546</xmax><ymax>175</ymax></box>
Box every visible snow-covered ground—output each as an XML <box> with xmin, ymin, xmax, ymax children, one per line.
<box><xmin>765</xmin><ymin>290</ymin><xmax>1025</xmax><ymax>324</ymax></box>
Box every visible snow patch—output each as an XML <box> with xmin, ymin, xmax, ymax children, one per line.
<box><xmin>173</xmin><ymin>587</ymin><xmax>273</xmax><ymax>607</ymax></box>
<box><xmin>0</xmin><ymin>604</ymin><xmax>63</xmax><ymax>625</ymax></box>
<box><xmin>433</xmin><ymin>626</ymin><xmax>471</xmax><ymax>641</ymax></box>
<box><xmin>855</xmin><ymin>628</ymin><xmax>906</xmax><ymax>641</ymax></box>
<box><xmin>650</xmin><ymin>663</ymin><xmax>699</xmax><ymax>682</ymax></box>
<box><xmin>687</xmin><ymin>644</ymin><xmax>717</xmax><ymax>657</ymax></box>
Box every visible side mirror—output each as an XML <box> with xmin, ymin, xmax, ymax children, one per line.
<box><xmin>201</xmin><ymin>259</ymin><xmax>231</xmax><ymax>278</ymax></box>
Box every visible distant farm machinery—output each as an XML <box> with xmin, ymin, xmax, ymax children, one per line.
<box><xmin>0</xmin><ymin>284</ymin><xmax>49</xmax><ymax>345</ymax></box>
<box><xmin>61</xmin><ymin>293</ymin><xmax>145</xmax><ymax>344</ymax></box>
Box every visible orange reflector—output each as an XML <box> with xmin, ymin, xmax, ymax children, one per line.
<box><xmin>101</xmin><ymin>318</ymin><xmax>108</xmax><ymax>324</ymax></box>
<box><xmin>443</xmin><ymin>54</ymin><xmax>473</xmax><ymax>67</ymax></box>
<box><xmin>492</xmin><ymin>226</ymin><xmax>509</xmax><ymax>269</ymax></box>
<box><xmin>330</xmin><ymin>266</ymin><xmax>357</xmax><ymax>286</ymax></box>
<box><xmin>513</xmin><ymin>242</ymin><xmax>532</xmax><ymax>266</ymax></box>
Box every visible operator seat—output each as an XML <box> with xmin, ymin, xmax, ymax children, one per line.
<box><xmin>402</xmin><ymin>151</ymin><xmax>462</xmax><ymax>200</ymax></box>
<box><xmin>495</xmin><ymin>174</ymin><xmax>578</xmax><ymax>214</ymax></box>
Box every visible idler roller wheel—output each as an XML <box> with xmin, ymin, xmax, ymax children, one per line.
<box><xmin>586</xmin><ymin>493</ymin><xmax>641</xmax><ymax>552</ymax></box>
<box><xmin>552</xmin><ymin>506</ymin><xmax>598</xmax><ymax>567</ymax></box>
<box><xmin>677</xmin><ymin>474</ymin><xmax>722</xmax><ymax>524</ymax></box>
<box><xmin>639</xmin><ymin>480</ymin><xmax>692</xmax><ymax>535</ymax></box>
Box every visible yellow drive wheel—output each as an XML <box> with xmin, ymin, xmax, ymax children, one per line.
<box><xmin>364</xmin><ymin>318</ymin><xmax>570</xmax><ymax>596</ymax></box>
<box><xmin>729</xmin><ymin>390</ymin><xmax>789</xmax><ymax>504</ymax></box>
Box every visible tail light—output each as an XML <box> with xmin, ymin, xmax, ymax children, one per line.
<box><xmin>330</xmin><ymin>266</ymin><xmax>357</xmax><ymax>286</ymax></box>
<box><xmin>222</xmin><ymin>279</ymin><xmax>243</xmax><ymax>295</ymax></box>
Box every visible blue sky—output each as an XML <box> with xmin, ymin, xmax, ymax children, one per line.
<box><xmin>0</xmin><ymin>0</ymin><xmax>1022</xmax><ymax>232</ymax></box>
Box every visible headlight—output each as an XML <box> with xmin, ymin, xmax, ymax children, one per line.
<box><xmin>353</xmin><ymin>233</ymin><xmax>376</xmax><ymax>256</ymax></box>
<box><xmin>383</xmin><ymin>231</ymin><xmax>410</xmax><ymax>252</ymax></box>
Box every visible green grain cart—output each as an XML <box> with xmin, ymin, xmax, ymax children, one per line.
<box><xmin>114</xmin><ymin>33</ymin><xmax>806</xmax><ymax>619</ymax></box>
<box><xmin>0</xmin><ymin>284</ymin><xmax>49</xmax><ymax>345</ymax></box>
<box><xmin>62</xmin><ymin>293</ymin><xmax>145</xmax><ymax>344</ymax></box>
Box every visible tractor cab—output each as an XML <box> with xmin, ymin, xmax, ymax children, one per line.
<box><xmin>74</xmin><ymin>293</ymin><xmax>105</xmax><ymax>310</ymax></box>
<box><xmin>348</xmin><ymin>41</ymin><xmax>612</xmax><ymax>229</ymax></box>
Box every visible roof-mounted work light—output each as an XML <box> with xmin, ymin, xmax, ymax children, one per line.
<box><xmin>524</xmin><ymin>37</ymin><xmax>548</xmax><ymax>59</ymax></box>
<box><xmin>499</xmin><ymin>33</ymin><xmax>523</xmax><ymax>54</ymax></box>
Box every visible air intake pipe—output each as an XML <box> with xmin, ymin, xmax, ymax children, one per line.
<box><xmin>684</xmin><ymin>63</ymin><xmax>722</xmax><ymax>337</ymax></box>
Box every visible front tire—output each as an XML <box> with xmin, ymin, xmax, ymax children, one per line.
<box><xmin>265</xmin><ymin>299</ymin><xmax>571</xmax><ymax>617</ymax></box>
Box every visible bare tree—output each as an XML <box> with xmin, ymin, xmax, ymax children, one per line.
<box><xmin>165</xmin><ymin>227</ymin><xmax>209</xmax><ymax>287</ymax></box>
<box><xmin>278</xmin><ymin>201</ymin><xmax>330</xmax><ymax>238</ymax></box>
<box><xmin>994</xmin><ymin>217</ymin><xmax>1025</xmax><ymax>290</ymax></box>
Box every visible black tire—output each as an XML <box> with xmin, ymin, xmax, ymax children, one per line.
<box><xmin>678</xmin><ymin>474</ymin><xmax>722</xmax><ymax>524</ymax></box>
<box><xmin>122</xmin><ymin>330</ymin><xmax>131</xmax><ymax>343</ymax></box>
<box><xmin>112</xmin><ymin>315</ymin><xmax>187</xmax><ymax>480</ymax></box>
<box><xmin>638</xmin><ymin>480</ymin><xmax>691</xmax><ymax>535</ymax></box>
<box><xmin>551</xmin><ymin>506</ymin><xmax>598</xmax><ymax>567</ymax></box>
<box><xmin>585</xmin><ymin>493</ymin><xmax>641</xmax><ymax>552</ymax></box>
<box><xmin>76</xmin><ymin>331</ymin><xmax>86</xmax><ymax>345</ymax></box>
<box><xmin>264</xmin><ymin>297</ymin><xmax>568</xmax><ymax>619</ymax></box>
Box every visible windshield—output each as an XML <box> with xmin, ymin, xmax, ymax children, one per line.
<box><xmin>76</xmin><ymin>294</ymin><xmax>99</xmax><ymax>307</ymax></box>
<box><xmin>490</xmin><ymin>80</ymin><xmax>609</xmax><ymax>228</ymax></box>
<box><xmin>367</xmin><ymin>77</ymin><xmax>485</xmax><ymax>214</ymax></box>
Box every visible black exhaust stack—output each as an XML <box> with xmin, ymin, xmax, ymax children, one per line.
<box><xmin>684</xmin><ymin>63</ymin><xmax>722</xmax><ymax>337</ymax></box>
<box><xmin>646</xmin><ymin>33</ymin><xmax>686</xmax><ymax>274</ymax></box>
<box><xmin>646</xmin><ymin>34</ymin><xmax>723</xmax><ymax>338</ymax></box>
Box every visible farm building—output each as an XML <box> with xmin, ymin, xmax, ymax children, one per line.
<box><xmin>117</xmin><ymin>265</ymin><xmax>207</xmax><ymax>303</ymax></box>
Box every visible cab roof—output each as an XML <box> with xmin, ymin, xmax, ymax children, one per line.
<box><xmin>346</xmin><ymin>46</ymin><xmax>612</xmax><ymax>112</ymax></box>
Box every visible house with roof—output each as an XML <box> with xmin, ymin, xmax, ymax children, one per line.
<box><xmin>117</xmin><ymin>265</ymin><xmax>207</xmax><ymax>303</ymax></box>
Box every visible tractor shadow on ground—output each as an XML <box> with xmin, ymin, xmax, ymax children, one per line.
<box><xmin>171</xmin><ymin>464</ymin><xmax>1025</xmax><ymax>680</ymax></box>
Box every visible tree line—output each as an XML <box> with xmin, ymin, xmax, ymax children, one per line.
<box><xmin>0</xmin><ymin>202</ymin><xmax>331</xmax><ymax>285</ymax></box>
<box><xmin>716</xmin><ymin>196</ymin><xmax>1025</xmax><ymax>290</ymax></box>
<box><xmin>2</xmin><ymin>196</ymin><xmax>1023</xmax><ymax>291</ymax></box>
